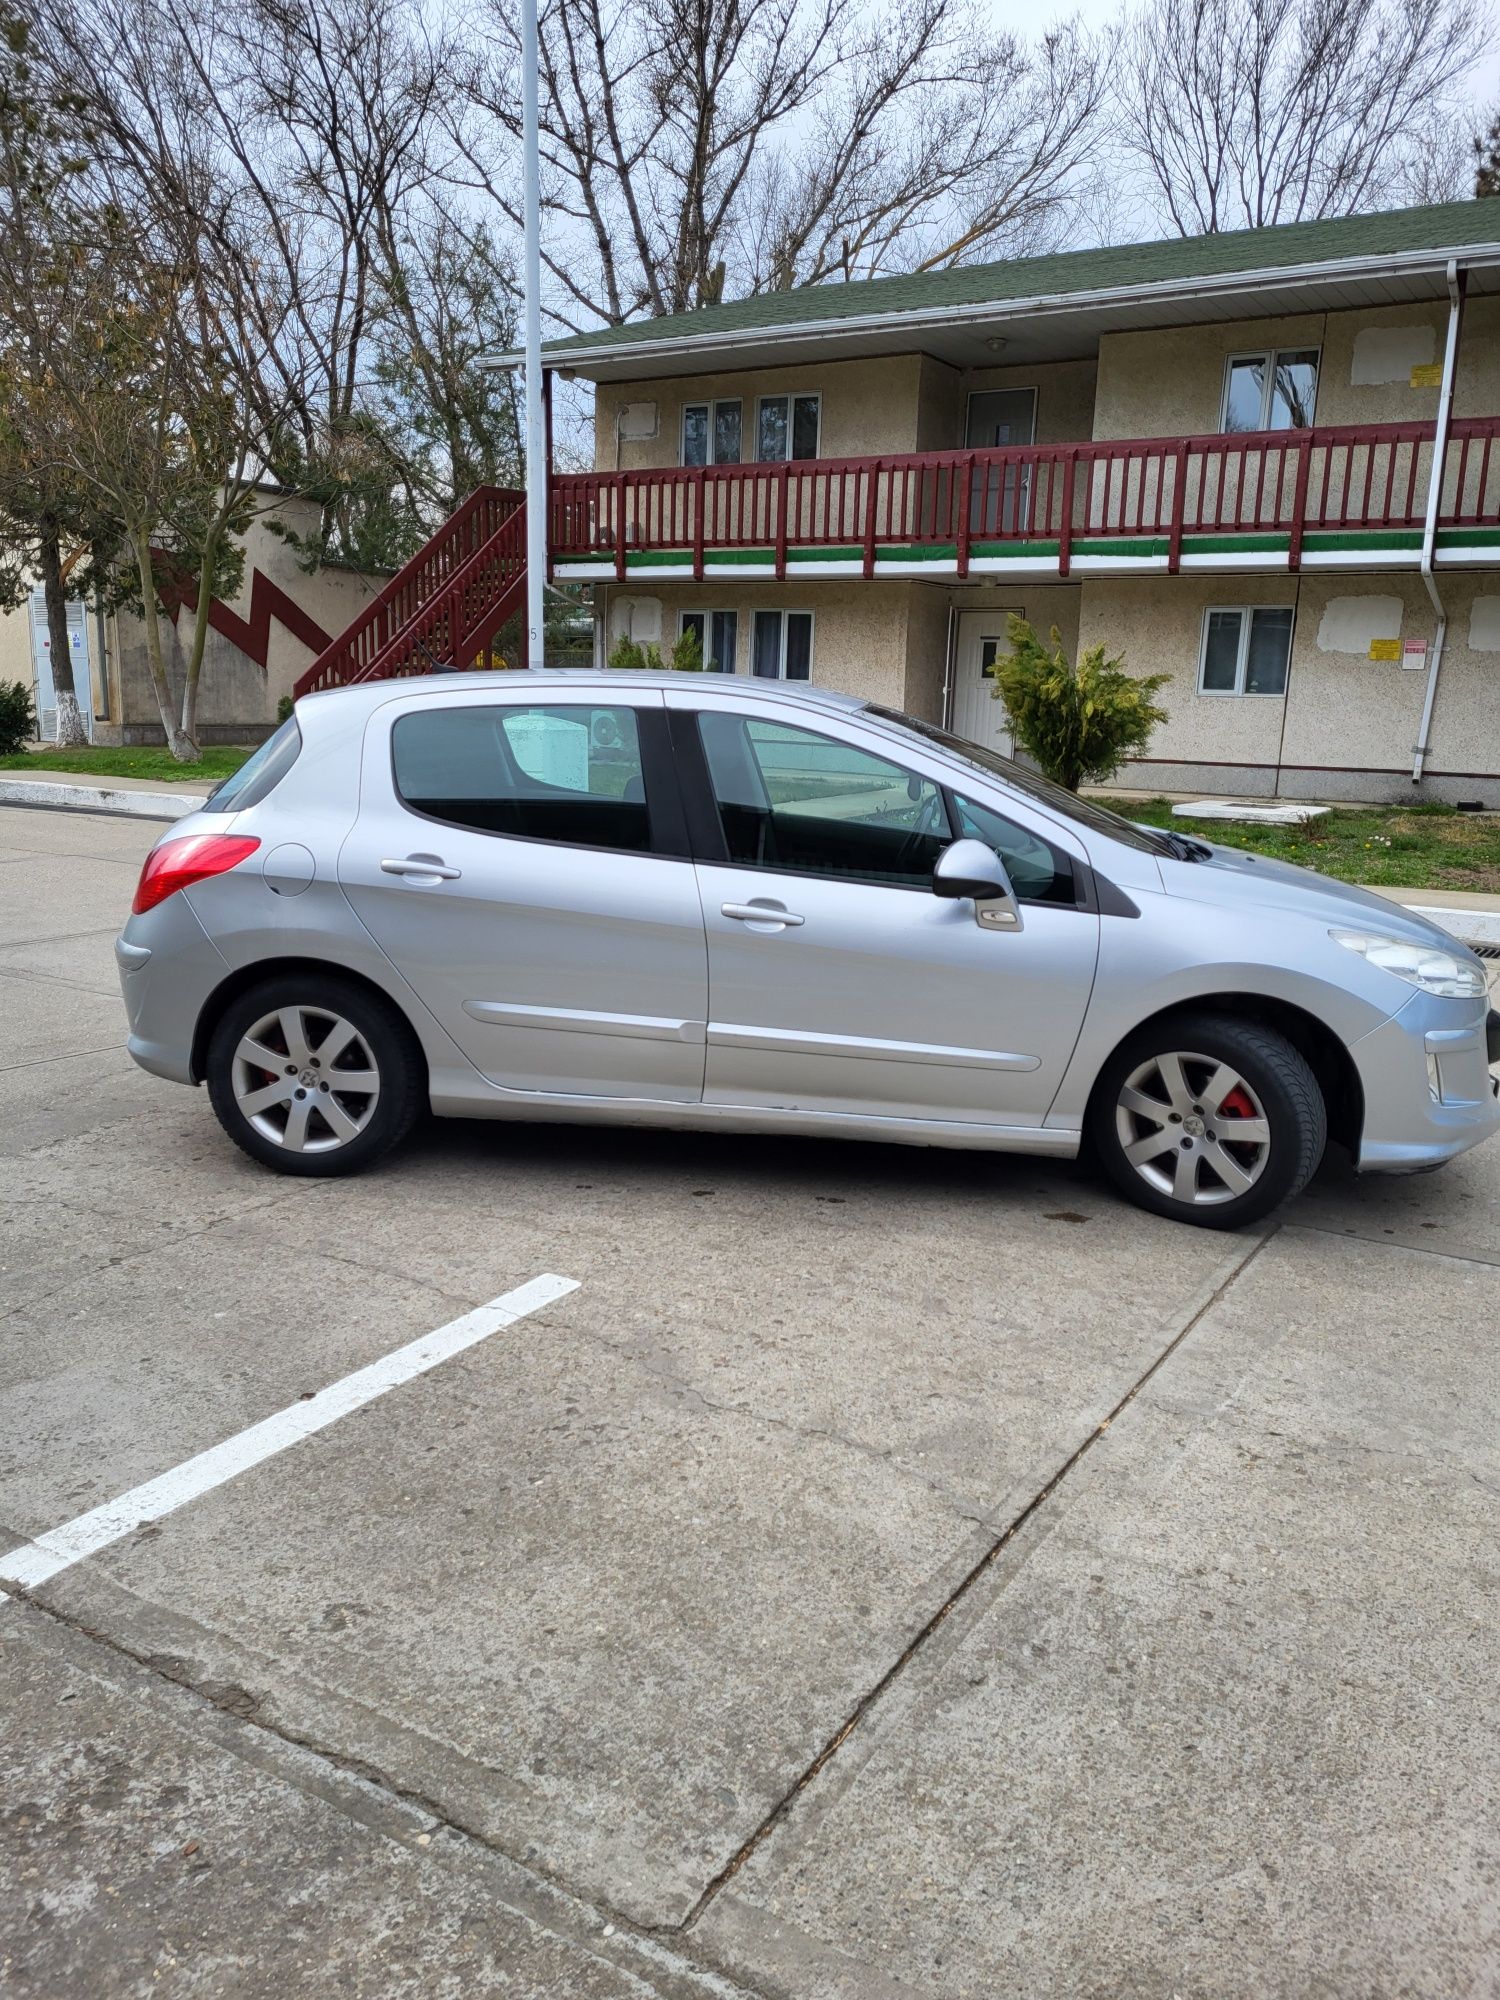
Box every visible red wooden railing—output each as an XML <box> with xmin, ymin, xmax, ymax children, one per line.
<box><xmin>294</xmin><ymin>484</ymin><xmax>525</xmax><ymax>696</ymax></box>
<box><xmin>549</xmin><ymin>418</ymin><xmax>1500</xmax><ymax>581</ymax></box>
<box><xmin>293</xmin><ymin>418</ymin><xmax>1500</xmax><ymax>697</ymax></box>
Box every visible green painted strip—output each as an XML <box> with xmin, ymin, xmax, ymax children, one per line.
<box><xmin>1072</xmin><ymin>537</ymin><xmax>1166</xmax><ymax>558</ymax></box>
<box><xmin>1182</xmin><ymin>532</ymin><xmax>1289</xmax><ymax>553</ymax></box>
<box><xmin>1301</xmin><ymin>528</ymin><xmax>1423</xmax><ymax>551</ymax></box>
<box><xmin>564</xmin><ymin>521</ymin><xmax>1500</xmax><ymax>578</ymax></box>
<box><xmin>969</xmin><ymin>539</ymin><xmax>1063</xmax><ymax>559</ymax></box>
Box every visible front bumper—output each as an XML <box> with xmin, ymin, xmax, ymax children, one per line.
<box><xmin>1353</xmin><ymin>993</ymin><xmax>1500</xmax><ymax>1174</ymax></box>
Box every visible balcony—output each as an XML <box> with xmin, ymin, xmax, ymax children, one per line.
<box><xmin>549</xmin><ymin>418</ymin><xmax>1500</xmax><ymax>586</ymax></box>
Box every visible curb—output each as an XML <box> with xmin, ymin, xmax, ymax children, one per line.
<box><xmin>1403</xmin><ymin>904</ymin><xmax>1500</xmax><ymax>950</ymax></box>
<box><xmin>0</xmin><ymin>778</ymin><xmax>207</xmax><ymax>822</ymax></box>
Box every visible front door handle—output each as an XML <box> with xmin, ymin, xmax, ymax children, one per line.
<box><xmin>381</xmin><ymin>854</ymin><xmax>462</xmax><ymax>882</ymax></box>
<box><xmin>721</xmin><ymin>901</ymin><xmax>804</xmax><ymax>928</ymax></box>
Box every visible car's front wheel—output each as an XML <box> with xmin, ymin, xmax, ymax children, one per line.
<box><xmin>206</xmin><ymin>973</ymin><xmax>424</xmax><ymax>1177</ymax></box>
<box><xmin>1089</xmin><ymin>1013</ymin><xmax>1326</xmax><ymax>1229</ymax></box>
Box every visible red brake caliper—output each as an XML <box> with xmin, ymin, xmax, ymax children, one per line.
<box><xmin>1219</xmin><ymin>1084</ymin><xmax>1256</xmax><ymax>1120</ymax></box>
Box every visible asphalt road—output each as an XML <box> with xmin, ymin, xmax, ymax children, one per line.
<box><xmin>2</xmin><ymin>801</ymin><xmax>1497</xmax><ymax>2000</ymax></box>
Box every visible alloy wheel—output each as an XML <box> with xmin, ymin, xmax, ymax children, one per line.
<box><xmin>1114</xmin><ymin>1050</ymin><xmax>1271</xmax><ymax>1207</ymax></box>
<box><xmin>230</xmin><ymin>1005</ymin><xmax>382</xmax><ymax>1153</ymax></box>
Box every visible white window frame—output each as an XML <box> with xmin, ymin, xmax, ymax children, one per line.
<box><xmin>1219</xmin><ymin>347</ymin><xmax>1321</xmax><ymax>432</ymax></box>
<box><xmin>680</xmin><ymin>398</ymin><xmax>743</xmax><ymax>467</ymax></box>
<box><xmin>1197</xmin><ymin>605</ymin><xmax>1295</xmax><ymax>699</ymax></box>
<box><xmin>754</xmin><ymin>391</ymin><xmax>822</xmax><ymax>463</ymax></box>
<box><xmin>751</xmin><ymin>607</ymin><xmax>816</xmax><ymax>681</ymax></box>
<box><xmin>678</xmin><ymin>608</ymin><xmax>741</xmax><ymax>673</ymax></box>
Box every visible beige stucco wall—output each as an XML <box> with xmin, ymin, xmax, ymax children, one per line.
<box><xmin>594</xmin><ymin>357</ymin><xmax>926</xmax><ymax>473</ymax></box>
<box><xmin>1093</xmin><ymin>297</ymin><xmax>1500</xmax><ymax>442</ymax></box>
<box><xmin>597</xmin><ymin>576</ymin><xmax>920</xmax><ymax>710</ymax></box>
<box><xmin>1078</xmin><ymin>569</ymin><xmax>1500</xmax><ymax>798</ymax></box>
<box><xmin>915</xmin><ymin>358</ymin><xmax>1099</xmax><ymax>453</ymax></box>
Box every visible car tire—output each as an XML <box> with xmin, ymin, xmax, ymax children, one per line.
<box><xmin>206</xmin><ymin>973</ymin><xmax>425</xmax><ymax>1178</ymax></box>
<box><xmin>1088</xmin><ymin>1012</ymin><xmax>1326</xmax><ymax>1230</ymax></box>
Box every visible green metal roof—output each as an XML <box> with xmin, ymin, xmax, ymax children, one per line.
<box><xmin>538</xmin><ymin>198</ymin><xmax>1500</xmax><ymax>363</ymax></box>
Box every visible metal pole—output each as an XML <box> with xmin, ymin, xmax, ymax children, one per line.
<box><xmin>522</xmin><ymin>0</ymin><xmax>546</xmax><ymax>668</ymax></box>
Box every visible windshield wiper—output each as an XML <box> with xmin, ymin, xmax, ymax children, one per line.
<box><xmin>1156</xmin><ymin>827</ymin><xmax>1213</xmax><ymax>863</ymax></box>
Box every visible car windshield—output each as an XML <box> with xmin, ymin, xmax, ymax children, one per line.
<box><xmin>867</xmin><ymin>707</ymin><xmax>1178</xmax><ymax>858</ymax></box>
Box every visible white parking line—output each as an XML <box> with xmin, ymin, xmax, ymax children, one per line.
<box><xmin>0</xmin><ymin>1273</ymin><xmax>579</xmax><ymax>1602</ymax></box>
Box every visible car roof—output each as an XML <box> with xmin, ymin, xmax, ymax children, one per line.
<box><xmin>299</xmin><ymin>668</ymin><xmax>869</xmax><ymax>720</ymax></box>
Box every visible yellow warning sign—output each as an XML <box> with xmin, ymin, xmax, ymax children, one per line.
<box><xmin>1368</xmin><ymin>637</ymin><xmax>1403</xmax><ymax>661</ymax></box>
<box><xmin>1410</xmin><ymin>363</ymin><xmax>1443</xmax><ymax>388</ymax></box>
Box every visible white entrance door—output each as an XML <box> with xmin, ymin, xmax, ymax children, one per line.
<box><xmin>29</xmin><ymin>591</ymin><xmax>93</xmax><ymax>742</ymax></box>
<box><xmin>951</xmin><ymin>611</ymin><xmax>1016</xmax><ymax>757</ymax></box>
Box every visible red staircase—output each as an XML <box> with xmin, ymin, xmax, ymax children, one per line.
<box><xmin>293</xmin><ymin>485</ymin><xmax>528</xmax><ymax>698</ymax></box>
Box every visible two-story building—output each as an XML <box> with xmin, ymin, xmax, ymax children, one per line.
<box><xmin>533</xmin><ymin>198</ymin><xmax>1500</xmax><ymax>804</ymax></box>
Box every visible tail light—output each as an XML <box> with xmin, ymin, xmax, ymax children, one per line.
<box><xmin>132</xmin><ymin>834</ymin><xmax>260</xmax><ymax>915</ymax></box>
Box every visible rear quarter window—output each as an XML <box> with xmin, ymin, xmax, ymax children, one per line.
<box><xmin>201</xmin><ymin>718</ymin><xmax>302</xmax><ymax>813</ymax></box>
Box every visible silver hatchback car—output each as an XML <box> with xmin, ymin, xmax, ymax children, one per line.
<box><xmin>116</xmin><ymin>670</ymin><xmax>1500</xmax><ymax>1229</ymax></box>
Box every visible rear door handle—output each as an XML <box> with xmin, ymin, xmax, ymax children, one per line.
<box><xmin>381</xmin><ymin>854</ymin><xmax>462</xmax><ymax>881</ymax></box>
<box><xmin>721</xmin><ymin>901</ymin><xmax>804</xmax><ymax>928</ymax></box>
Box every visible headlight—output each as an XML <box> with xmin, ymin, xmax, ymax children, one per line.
<box><xmin>1331</xmin><ymin>929</ymin><xmax>1487</xmax><ymax>999</ymax></box>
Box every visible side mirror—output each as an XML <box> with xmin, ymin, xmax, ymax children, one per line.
<box><xmin>932</xmin><ymin>838</ymin><xmax>1022</xmax><ymax>931</ymax></box>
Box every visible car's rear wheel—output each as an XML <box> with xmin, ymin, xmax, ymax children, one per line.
<box><xmin>1089</xmin><ymin>1013</ymin><xmax>1326</xmax><ymax>1229</ymax></box>
<box><xmin>206</xmin><ymin>974</ymin><xmax>424</xmax><ymax>1177</ymax></box>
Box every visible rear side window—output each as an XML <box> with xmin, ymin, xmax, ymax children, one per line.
<box><xmin>392</xmin><ymin>704</ymin><xmax>652</xmax><ymax>854</ymax></box>
<box><xmin>201</xmin><ymin>718</ymin><xmax>301</xmax><ymax>813</ymax></box>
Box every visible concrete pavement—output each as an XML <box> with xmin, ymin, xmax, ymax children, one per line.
<box><xmin>2</xmin><ymin>804</ymin><xmax>1497</xmax><ymax>1998</ymax></box>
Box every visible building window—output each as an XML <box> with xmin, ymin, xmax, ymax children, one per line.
<box><xmin>682</xmin><ymin>399</ymin><xmax>742</xmax><ymax>466</ymax></box>
<box><xmin>752</xmin><ymin>609</ymin><xmax>814</xmax><ymax>680</ymax></box>
<box><xmin>679</xmin><ymin>609</ymin><xmax>739</xmax><ymax>673</ymax></box>
<box><xmin>1221</xmin><ymin>350</ymin><xmax>1319</xmax><ymax>432</ymax></box>
<box><xmin>1199</xmin><ymin>607</ymin><xmax>1294</xmax><ymax>697</ymax></box>
<box><xmin>756</xmin><ymin>394</ymin><xmax>821</xmax><ymax>461</ymax></box>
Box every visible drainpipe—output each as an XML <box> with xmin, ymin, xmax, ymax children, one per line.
<box><xmin>1412</xmin><ymin>260</ymin><xmax>1466</xmax><ymax>783</ymax></box>
<box><xmin>940</xmin><ymin>600</ymin><xmax>958</xmax><ymax>728</ymax></box>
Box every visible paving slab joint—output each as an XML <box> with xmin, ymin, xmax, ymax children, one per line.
<box><xmin>7</xmin><ymin>1589</ymin><xmax>762</xmax><ymax>1998</ymax></box>
<box><xmin>672</xmin><ymin>1227</ymin><xmax>1279</xmax><ymax>1933</ymax></box>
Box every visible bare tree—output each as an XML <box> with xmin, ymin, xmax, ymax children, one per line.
<box><xmin>1115</xmin><ymin>0</ymin><xmax>1486</xmax><ymax>236</ymax></box>
<box><xmin>454</xmin><ymin>0</ymin><xmax>1105</xmax><ymax>330</ymax></box>
<box><xmin>34</xmin><ymin>0</ymin><xmax>515</xmax><ymax>569</ymax></box>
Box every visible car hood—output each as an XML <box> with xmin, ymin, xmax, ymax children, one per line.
<box><xmin>1155</xmin><ymin>840</ymin><xmax>1470</xmax><ymax>950</ymax></box>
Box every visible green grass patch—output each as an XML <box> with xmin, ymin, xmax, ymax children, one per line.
<box><xmin>0</xmin><ymin>745</ymin><xmax>252</xmax><ymax>784</ymax></box>
<box><xmin>1113</xmin><ymin>796</ymin><xmax>1500</xmax><ymax>893</ymax></box>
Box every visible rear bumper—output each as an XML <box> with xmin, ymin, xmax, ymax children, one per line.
<box><xmin>116</xmin><ymin>896</ymin><xmax>229</xmax><ymax>1087</ymax></box>
<box><xmin>1354</xmin><ymin>995</ymin><xmax>1500</xmax><ymax>1175</ymax></box>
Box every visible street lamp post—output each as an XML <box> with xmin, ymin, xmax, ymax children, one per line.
<box><xmin>521</xmin><ymin>0</ymin><xmax>546</xmax><ymax>668</ymax></box>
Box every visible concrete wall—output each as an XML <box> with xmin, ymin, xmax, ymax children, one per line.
<box><xmin>1079</xmin><ymin>569</ymin><xmax>1500</xmax><ymax>804</ymax></box>
<box><xmin>107</xmin><ymin>499</ymin><xmax>384</xmax><ymax>744</ymax></box>
<box><xmin>1093</xmin><ymin>297</ymin><xmax>1500</xmax><ymax>441</ymax></box>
